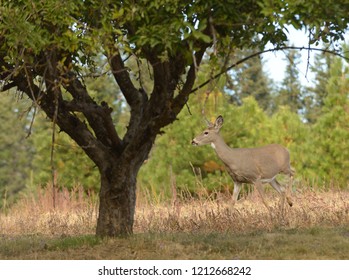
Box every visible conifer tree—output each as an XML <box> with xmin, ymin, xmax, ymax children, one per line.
<box><xmin>304</xmin><ymin>51</ymin><xmax>334</xmax><ymax>123</ymax></box>
<box><xmin>276</xmin><ymin>49</ymin><xmax>304</xmax><ymax>113</ymax></box>
<box><xmin>311</xmin><ymin>55</ymin><xmax>349</xmax><ymax>182</ymax></box>
<box><xmin>226</xmin><ymin>49</ymin><xmax>273</xmax><ymax>112</ymax></box>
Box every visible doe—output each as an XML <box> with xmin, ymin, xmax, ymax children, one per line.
<box><xmin>191</xmin><ymin>115</ymin><xmax>294</xmax><ymax>210</ymax></box>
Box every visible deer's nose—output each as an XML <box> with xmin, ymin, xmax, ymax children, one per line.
<box><xmin>191</xmin><ymin>139</ymin><xmax>198</xmax><ymax>146</ymax></box>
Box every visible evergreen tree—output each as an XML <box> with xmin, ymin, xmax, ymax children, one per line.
<box><xmin>310</xmin><ymin>55</ymin><xmax>349</xmax><ymax>183</ymax></box>
<box><xmin>276</xmin><ymin>49</ymin><xmax>304</xmax><ymax>113</ymax></box>
<box><xmin>226</xmin><ymin>49</ymin><xmax>273</xmax><ymax>112</ymax></box>
<box><xmin>304</xmin><ymin>51</ymin><xmax>334</xmax><ymax>123</ymax></box>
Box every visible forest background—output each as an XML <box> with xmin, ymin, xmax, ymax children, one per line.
<box><xmin>1</xmin><ymin>43</ymin><xmax>349</xmax><ymax>208</ymax></box>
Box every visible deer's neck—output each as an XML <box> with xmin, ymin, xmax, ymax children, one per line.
<box><xmin>211</xmin><ymin>134</ymin><xmax>235</xmax><ymax>164</ymax></box>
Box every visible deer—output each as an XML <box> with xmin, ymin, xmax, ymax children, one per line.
<box><xmin>191</xmin><ymin>115</ymin><xmax>294</xmax><ymax>211</ymax></box>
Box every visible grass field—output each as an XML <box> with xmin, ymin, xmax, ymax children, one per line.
<box><xmin>1</xmin><ymin>183</ymin><xmax>349</xmax><ymax>259</ymax></box>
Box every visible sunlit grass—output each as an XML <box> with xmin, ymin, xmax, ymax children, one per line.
<box><xmin>0</xmin><ymin>184</ymin><xmax>98</xmax><ymax>236</ymax></box>
<box><xmin>135</xmin><ymin>183</ymin><xmax>349</xmax><ymax>234</ymax></box>
<box><xmin>0</xmin><ymin>181</ymin><xmax>349</xmax><ymax>259</ymax></box>
<box><xmin>1</xmin><ymin>182</ymin><xmax>349</xmax><ymax>236</ymax></box>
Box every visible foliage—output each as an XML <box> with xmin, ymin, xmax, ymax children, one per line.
<box><xmin>0</xmin><ymin>93</ymin><xmax>33</xmax><ymax>207</ymax></box>
<box><xmin>30</xmin><ymin>110</ymin><xmax>101</xmax><ymax>191</ymax></box>
<box><xmin>261</xmin><ymin>1</ymin><xmax>349</xmax><ymax>45</ymax></box>
<box><xmin>309</xmin><ymin>56</ymin><xmax>349</xmax><ymax>182</ymax></box>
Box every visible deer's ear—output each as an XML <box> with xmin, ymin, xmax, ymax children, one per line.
<box><xmin>214</xmin><ymin>115</ymin><xmax>223</xmax><ymax>129</ymax></box>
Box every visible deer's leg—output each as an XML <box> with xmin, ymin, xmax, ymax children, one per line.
<box><xmin>269</xmin><ymin>179</ymin><xmax>286</xmax><ymax>214</ymax></box>
<box><xmin>285</xmin><ymin>166</ymin><xmax>295</xmax><ymax>206</ymax></box>
<box><xmin>288</xmin><ymin>173</ymin><xmax>294</xmax><ymax>205</ymax></box>
<box><xmin>232</xmin><ymin>182</ymin><xmax>242</xmax><ymax>205</ymax></box>
<box><xmin>255</xmin><ymin>179</ymin><xmax>270</xmax><ymax>212</ymax></box>
<box><xmin>269</xmin><ymin>178</ymin><xmax>283</xmax><ymax>194</ymax></box>
<box><xmin>270</xmin><ymin>178</ymin><xmax>293</xmax><ymax>207</ymax></box>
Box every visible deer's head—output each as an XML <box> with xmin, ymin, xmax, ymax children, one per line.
<box><xmin>191</xmin><ymin>116</ymin><xmax>223</xmax><ymax>146</ymax></box>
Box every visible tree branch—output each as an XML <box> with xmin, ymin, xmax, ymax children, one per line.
<box><xmin>63</xmin><ymin>99</ymin><xmax>122</xmax><ymax>151</ymax></box>
<box><xmin>63</xmin><ymin>74</ymin><xmax>123</xmax><ymax>152</ymax></box>
<box><xmin>2</xmin><ymin>62</ymin><xmax>114</xmax><ymax>168</ymax></box>
<box><xmin>109</xmin><ymin>51</ymin><xmax>146</xmax><ymax>108</ymax></box>
<box><xmin>108</xmin><ymin>50</ymin><xmax>152</xmax><ymax>150</ymax></box>
<box><xmin>171</xmin><ymin>46</ymin><xmax>207</xmax><ymax>115</ymax></box>
<box><xmin>1</xmin><ymin>81</ymin><xmax>16</xmax><ymax>92</ymax></box>
<box><xmin>190</xmin><ymin>46</ymin><xmax>349</xmax><ymax>94</ymax></box>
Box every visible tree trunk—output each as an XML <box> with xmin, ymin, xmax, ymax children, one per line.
<box><xmin>95</xmin><ymin>140</ymin><xmax>152</xmax><ymax>237</ymax></box>
<box><xmin>96</xmin><ymin>169</ymin><xmax>136</xmax><ymax>236</ymax></box>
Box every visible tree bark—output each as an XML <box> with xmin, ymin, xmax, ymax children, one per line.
<box><xmin>96</xmin><ymin>165</ymin><xmax>137</xmax><ymax>236</ymax></box>
<box><xmin>96</xmin><ymin>138</ymin><xmax>153</xmax><ymax>236</ymax></box>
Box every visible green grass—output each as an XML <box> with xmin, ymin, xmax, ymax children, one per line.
<box><xmin>1</xmin><ymin>226</ymin><xmax>349</xmax><ymax>259</ymax></box>
<box><xmin>0</xmin><ymin>235</ymin><xmax>101</xmax><ymax>259</ymax></box>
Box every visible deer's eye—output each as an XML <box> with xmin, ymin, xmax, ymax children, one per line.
<box><xmin>204</xmin><ymin>131</ymin><xmax>209</xmax><ymax>135</ymax></box>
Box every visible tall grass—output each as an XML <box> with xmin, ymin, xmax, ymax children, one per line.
<box><xmin>135</xmin><ymin>182</ymin><xmax>349</xmax><ymax>234</ymax></box>
<box><xmin>0</xmin><ymin>181</ymin><xmax>349</xmax><ymax>237</ymax></box>
<box><xmin>0</xmin><ymin>184</ymin><xmax>98</xmax><ymax>236</ymax></box>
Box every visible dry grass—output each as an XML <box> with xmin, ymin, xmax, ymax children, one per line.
<box><xmin>135</xmin><ymin>186</ymin><xmax>349</xmax><ymax>234</ymax></box>
<box><xmin>1</xmin><ymin>183</ymin><xmax>348</xmax><ymax>237</ymax></box>
<box><xmin>1</xmin><ymin>183</ymin><xmax>349</xmax><ymax>259</ymax></box>
<box><xmin>0</xmin><ymin>185</ymin><xmax>98</xmax><ymax>236</ymax></box>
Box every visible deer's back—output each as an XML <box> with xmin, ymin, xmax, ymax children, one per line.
<box><xmin>224</xmin><ymin>144</ymin><xmax>292</xmax><ymax>183</ymax></box>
